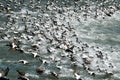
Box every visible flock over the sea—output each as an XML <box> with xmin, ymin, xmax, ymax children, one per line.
<box><xmin>0</xmin><ymin>0</ymin><xmax>120</xmax><ymax>80</ymax></box>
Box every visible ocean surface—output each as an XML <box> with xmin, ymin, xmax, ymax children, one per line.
<box><xmin>0</xmin><ymin>0</ymin><xmax>120</xmax><ymax>80</ymax></box>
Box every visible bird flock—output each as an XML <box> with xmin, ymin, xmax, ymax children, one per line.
<box><xmin>0</xmin><ymin>0</ymin><xmax>120</xmax><ymax>80</ymax></box>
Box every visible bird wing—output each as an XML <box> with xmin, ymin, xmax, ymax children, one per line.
<box><xmin>16</xmin><ymin>70</ymin><xmax>25</xmax><ymax>76</ymax></box>
<box><xmin>4</xmin><ymin>67</ymin><xmax>9</xmax><ymax>76</ymax></box>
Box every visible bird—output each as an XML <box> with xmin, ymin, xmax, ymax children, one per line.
<box><xmin>81</xmin><ymin>54</ymin><xmax>92</xmax><ymax>64</ymax></box>
<box><xmin>56</xmin><ymin>65</ymin><xmax>63</xmax><ymax>70</ymax></box>
<box><xmin>31</xmin><ymin>44</ymin><xmax>39</xmax><ymax>50</ymax></box>
<box><xmin>105</xmin><ymin>70</ymin><xmax>113</xmax><ymax>77</ymax></box>
<box><xmin>17</xmin><ymin>70</ymin><xmax>29</xmax><ymax>80</ymax></box>
<box><xmin>87</xmin><ymin>70</ymin><xmax>96</xmax><ymax>77</ymax></box>
<box><xmin>74</xmin><ymin>72</ymin><xmax>82</xmax><ymax>80</ymax></box>
<box><xmin>31</xmin><ymin>52</ymin><xmax>40</xmax><ymax>58</ymax></box>
<box><xmin>50</xmin><ymin>71</ymin><xmax>59</xmax><ymax>79</ymax></box>
<box><xmin>0</xmin><ymin>67</ymin><xmax>9</xmax><ymax>77</ymax></box>
<box><xmin>11</xmin><ymin>41</ymin><xmax>17</xmax><ymax>50</ymax></box>
<box><xmin>17</xmin><ymin>70</ymin><xmax>25</xmax><ymax>76</ymax></box>
<box><xmin>36</xmin><ymin>66</ymin><xmax>45</xmax><ymax>74</ymax></box>
<box><xmin>0</xmin><ymin>67</ymin><xmax>9</xmax><ymax>80</ymax></box>
<box><xmin>5</xmin><ymin>7</ymin><xmax>11</xmax><ymax>13</ymax></box>
<box><xmin>65</xmin><ymin>45</ymin><xmax>74</xmax><ymax>53</ymax></box>
<box><xmin>82</xmin><ymin>63</ymin><xmax>90</xmax><ymax>71</ymax></box>
<box><xmin>6</xmin><ymin>38</ymin><xmax>19</xmax><ymax>50</ymax></box>
<box><xmin>17</xmin><ymin>60</ymin><xmax>29</xmax><ymax>65</ymax></box>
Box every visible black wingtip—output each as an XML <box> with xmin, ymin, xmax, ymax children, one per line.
<box><xmin>16</xmin><ymin>70</ymin><xmax>25</xmax><ymax>76</ymax></box>
<box><xmin>0</xmin><ymin>77</ymin><xmax>9</xmax><ymax>80</ymax></box>
<box><xmin>4</xmin><ymin>67</ymin><xmax>9</xmax><ymax>76</ymax></box>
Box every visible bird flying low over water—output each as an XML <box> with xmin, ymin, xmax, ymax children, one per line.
<box><xmin>31</xmin><ymin>52</ymin><xmax>40</xmax><ymax>58</ymax></box>
<box><xmin>74</xmin><ymin>71</ymin><xmax>82</xmax><ymax>80</ymax></box>
<box><xmin>0</xmin><ymin>67</ymin><xmax>9</xmax><ymax>80</ymax></box>
<box><xmin>6</xmin><ymin>38</ymin><xmax>19</xmax><ymax>51</ymax></box>
<box><xmin>50</xmin><ymin>71</ymin><xmax>59</xmax><ymax>79</ymax></box>
<box><xmin>17</xmin><ymin>70</ymin><xmax>29</xmax><ymax>80</ymax></box>
<box><xmin>17</xmin><ymin>60</ymin><xmax>29</xmax><ymax>65</ymax></box>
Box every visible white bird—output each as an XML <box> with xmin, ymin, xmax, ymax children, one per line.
<box><xmin>87</xmin><ymin>70</ymin><xmax>96</xmax><ymax>77</ymax></box>
<box><xmin>56</xmin><ymin>65</ymin><xmax>63</xmax><ymax>70</ymax></box>
<box><xmin>0</xmin><ymin>67</ymin><xmax>9</xmax><ymax>80</ymax></box>
<box><xmin>74</xmin><ymin>72</ymin><xmax>82</xmax><ymax>80</ymax></box>
<box><xmin>17</xmin><ymin>60</ymin><xmax>29</xmax><ymax>65</ymax></box>
<box><xmin>0</xmin><ymin>67</ymin><xmax>9</xmax><ymax>77</ymax></box>
<box><xmin>105</xmin><ymin>70</ymin><xmax>113</xmax><ymax>77</ymax></box>
<box><xmin>50</xmin><ymin>71</ymin><xmax>59</xmax><ymax>79</ymax></box>
<box><xmin>12</xmin><ymin>42</ymin><xmax>17</xmax><ymax>48</ymax></box>
<box><xmin>31</xmin><ymin>52</ymin><xmax>40</xmax><ymax>58</ymax></box>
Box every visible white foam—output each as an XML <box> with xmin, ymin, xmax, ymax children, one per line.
<box><xmin>26</xmin><ymin>73</ymin><xmax>39</xmax><ymax>79</ymax></box>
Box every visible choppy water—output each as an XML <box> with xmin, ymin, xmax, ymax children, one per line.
<box><xmin>0</xmin><ymin>0</ymin><xmax>120</xmax><ymax>80</ymax></box>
